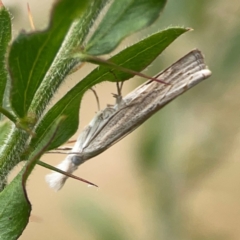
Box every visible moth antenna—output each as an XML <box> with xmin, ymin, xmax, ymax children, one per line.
<box><xmin>27</xmin><ymin>3</ymin><xmax>35</xmax><ymax>30</ymax></box>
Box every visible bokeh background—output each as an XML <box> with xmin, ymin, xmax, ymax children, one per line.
<box><xmin>5</xmin><ymin>0</ymin><xmax>240</xmax><ymax>239</ymax></box>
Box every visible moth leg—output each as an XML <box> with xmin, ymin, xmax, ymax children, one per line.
<box><xmin>51</xmin><ymin>139</ymin><xmax>76</xmax><ymax>151</ymax></box>
<box><xmin>111</xmin><ymin>81</ymin><xmax>124</xmax><ymax>105</ymax></box>
<box><xmin>66</xmin><ymin>139</ymin><xmax>77</xmax><ymax>144</ymax></box>
<box><xmin>108</xmin><ymin>70</ymin><xmax>124</xmax><ymax>104</ymax></box>
<box><xmin>46</xmin><ymin>150</ymin><xmax>82</xmax><ymax>155</ymax></box>
<box><xmin>46</xmin><ymin>143</ymin><xmax>73</xmax><ymax>154</ymax></box>
<box><xmin>117</xmin><ymin>81</ymin><xmax>124</xmax><ymax>98</ymax></box>
<box><xmin>90</xmin><ymin>87</ymin><xmax>100</xmax><ymax>111</ymax></box>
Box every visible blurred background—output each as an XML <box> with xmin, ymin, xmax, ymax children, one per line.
<box><xmin>5</xmin><ymin>0</ymin><xmax>240</xmax><ymax>239</ymax></box>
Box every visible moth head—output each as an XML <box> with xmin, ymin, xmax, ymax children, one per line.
<box><xmin>71</xmin><ymin>155</ymin><xmax>84</xmax><ymax>166</ymax></box>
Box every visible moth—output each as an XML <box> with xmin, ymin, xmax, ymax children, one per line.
<box><xmin>46</xmin><ymin>49</ymin><xmax>211</xmax><ymax>191</ymax></box>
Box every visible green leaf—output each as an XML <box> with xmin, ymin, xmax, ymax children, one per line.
<box><xmin>30</xmin><ymin>27</ymin><xmax>188</xmax><ymax>150</ymax></box>
<box><xmin>0</xmin><ymin>167</ymin><xmax>31</xmax><ymax>240</ymax></box>
<box><xmin>0</xmin><ymin>117</ymin><xmax>63</xmax><ymax>239</ymax></box>
<box><xmin>8</xmin><ymin>0</ymin><xmax>94</xmax><ymax>118</ymax></box>
<box><xmin>85</xmin><ymin>0</ymin><xmax>167</xmax><ymax>55</ymax></box>
<box><xmin>0</xmin><ymin>3</ymin><xmax>11</xmax><ymax>112</ymax></box>
<box><xmin>0</xmin><ymin>0</ymin><xmax>109</xmax><ymax>190</ymax></box>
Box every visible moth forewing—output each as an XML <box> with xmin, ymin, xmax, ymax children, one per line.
<box><xmin>46</xmin><ymin>49</ymin><xmax>211</xmax><ymax>191</ymax></box>
<box><xmin>82</xmin><ymin>49</ymin><xmax>211</xmax><ymax>156</ymax></box>
<box><xmin>81</xmin><ymin>107</ymin><xmax>117</xmax><ymax>149</ymax></box>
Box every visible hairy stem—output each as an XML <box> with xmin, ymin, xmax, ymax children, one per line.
<box><xmin>0</xmin><ymin>126</ymin><xmax>29</xmax><ymax>191</ymax></box>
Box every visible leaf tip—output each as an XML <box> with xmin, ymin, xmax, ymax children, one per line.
<box><xmin>187</xmin><ymin>27</ymin><xmax>194</xmax><ymax>32</ymax></box>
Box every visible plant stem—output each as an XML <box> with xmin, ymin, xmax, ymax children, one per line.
<box><xmin>0</xmin><ymin>106</ymin><xmax>17</xmax><ymax>123</ymax></box>
<box><xmin>0</xmin><ymin>126</ymin><xmax>29</xmax><ymax>191</ymax></box>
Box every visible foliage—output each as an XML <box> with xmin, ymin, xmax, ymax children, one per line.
<box><xmin>62</xmin><ymin>1</ymin><xmax>240</xmax><ymax>240</ymax></box>
<box><xmin>0</xmin><ymin>0</ymin><xmax>191</xmax><ymax>238</ymax></box>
